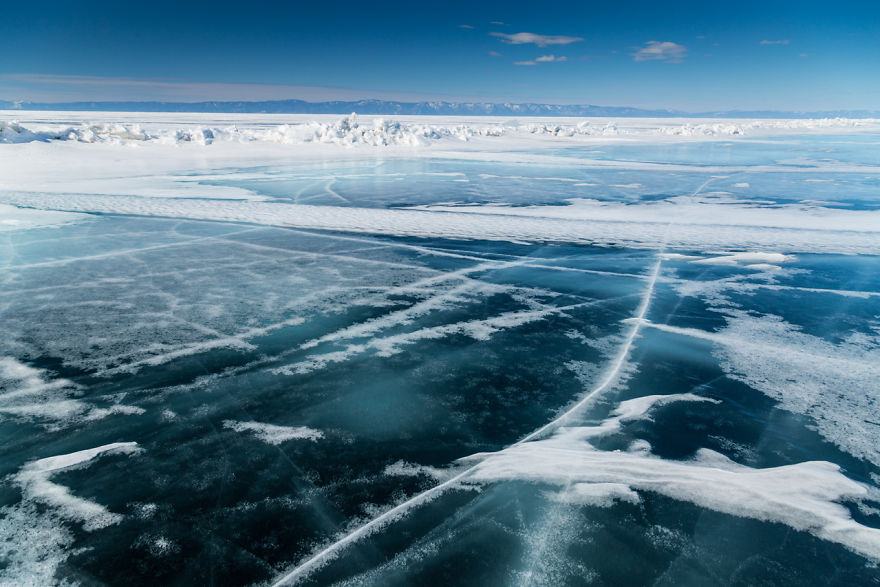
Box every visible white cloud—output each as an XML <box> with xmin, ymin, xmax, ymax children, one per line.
<box><xmin>488</xmin><ymin>51</ymin><xmax>502</xmax><ymax>57</ymax></box>
<box><xmin>459</xmin><ymin>24</ymin><xmax>475</xmax><ymax>29</ymax></box>
<box><xmin>760</xmin><ymin>39</ymin><xmax>790</xmax><ymax>45</ymax></box>
<box><xmin>514</xmin><ymin>55</ymin><xmax>568</xmax><ymax>66</ymax></box>
<box><xmin>632</xmin><ymin>41</ymin><xmax>687</xmax><ymax>63</ymax></box>
<box><xmin>491</xmin><ymin>32</ymin><xmax>583</xmax><ymax>47</ymax></box>
<box><xmin>490</xmin><ymin>21</ymin><xmax>507</xmax><ymax>25</ymax></box>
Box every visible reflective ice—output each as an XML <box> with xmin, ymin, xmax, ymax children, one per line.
<box><xmin>1</xmin><ymin>120</ymin><xmax>879</xmax><ymax>585</ymax></box>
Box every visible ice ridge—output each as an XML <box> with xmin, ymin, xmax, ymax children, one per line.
<box><xmin>2</xmin><ymin>115</ymin><xmax>877</xmax><ymax>146</ymax></box>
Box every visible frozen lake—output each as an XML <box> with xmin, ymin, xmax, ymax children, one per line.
<box><xmin>1</xmin><ymin>113</ymin><xmax>879</xmax><ymax>585</ymax></box>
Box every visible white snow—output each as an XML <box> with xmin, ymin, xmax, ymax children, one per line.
<box><xmin>0</xmin><ymin>357</ymin><xmax>143</xmax><ymax>426</ymax></box>
<box><xmin>641</xmin><ymin>314</ymin><xmax>880</xmax><ymax>467</ymax></box>
<box><xmin>549</xmin><ymin>482</ymin><xmax>641</xmax><ymax>507</ymax></box>
<box><xmin>383</xmin><ymin>461</ymin><xmax>451</xmax><ymax>481</ymax></box>
<box><xmin>4</xmin><ymin>111</ymin><xmax>880</xmax><ymax>583</ymax></box>
<box><xmin>223</xmin><ymin>420</ymin><xmax>324</xmax><ymax>444</ymax></box>
<box><xmin>16</xmin><ymin>442</ymin><xmax>142</xmax><ymax>530</ymax></box>
<box><xmin>274</xmin><ymin>302</ymin><xmax>590</xmax><ymax>376</ymax></box>
<box><xmin>690</xmin><ymin>252</ymin><xmax>796</xmax><ymax>270</ymax></box>
<box><xmin>467</xmin><ymin>429</ymin><xmax>880</xmax><ymax>561</ymax></box>
<box><xmin>3</xmin><ymin>114</ymin><xmax>879</xmax><ymax>147</ymax></box>
<box><xmin>413</xmin><ymin>197</ymin><xmax>880</xmax><ymax>235</ymax></box>
<box><xmin>3</xmin><ymin>193</ymin><xmax>879</xmax><ymax>255</ymax></box>
<box><xmin>274</xmin><ymin>384</ymin><xmax>880</xmax><ymax>585</ymax></box>
<box><xmin>0</xmin><ymin>502</ymin><xmax>74</xmax><ymax>587</ymax></box>
<box><xmin>690</xmin><ymin>252</ymin><xmax>794</xmax><ymax>265</ymax></box>
<box><xmin>0</xmin><ymin>204</ymin><xmax>86</xmax><ymax>231</ymax></box>
<box><xmin>0</xmin><ymin>443</ymin><xmax>142</xmax><ymax>585</ymax></box>
<box><xmin>298</xmin><ymin>267</ymin><xmax>521</xmax><ymax>351</ymax></box>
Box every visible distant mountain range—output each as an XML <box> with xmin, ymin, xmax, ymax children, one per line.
<box><xmin>1</xmin><ymin>98</ymin><xmax>877</xmax><ymax>119</ymax></box>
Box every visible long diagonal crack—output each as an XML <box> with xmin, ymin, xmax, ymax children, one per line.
<box><xmin>270</xmin><ymin>258</ymin><xmax>663</xmax><ymax>586</ymax></box>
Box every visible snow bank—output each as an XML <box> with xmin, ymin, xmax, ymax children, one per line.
<box><xmin>2</xmin><ymin>115</ymin><xmax>877</xmax><ymax>146</ymax></box>
<box><xmin>5</xmin><ymin>192</ymin><xmax>878</xmax><ymax>255</ymax></box>
<box><xmin>0</xmin><ymin>203</ymin><xmax>87</xmax><ymax>231</ymax></box>
<box><xmin>654</xmin><ymin>118</ymin><xmax>873</xmax><ymax>136</ymax></box>
<box><xmin>0</xmin><ymin>116</ymin><xmax>498</xmax><ymax>147</ymax></box>
<box><xmin>1</xmin><ymin>120</ymin><xmax>151</xmax><ymax>144</ymax></box>
<box><xmin>415</xmin><ymin>197</ymin><xmax>880</xmax><ymax>234</ymax></box>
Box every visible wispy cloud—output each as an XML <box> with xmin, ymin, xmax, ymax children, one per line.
<box><xmin>490</xmin><ymin>21</ymin><xmax>507</xmax><ymax>25</ymax></box>
<box><xmin>491</xmin><ymin>32</ymin><xmax>583</xmax><ymax>47</ymax></box>
<box><xmin>0</xmin><ymin>73</ymin><xmax>443</xmax><ymax>103</ymax></box>
<box><xmin>632</xmin><ymin>41</ymin><xmax>687</xmax><ymax>63</ymax></box>
<box><xmin>459</xmin><ymin>24</ymin><xmax>475</xmax><ymax>29</ymax></box>
<box><xmin>488</xmin><ymin>51</ymin><xmax>502</xmax><ymax>57</ymax></box>
<box><xmin>537</xmin><ymin>55</ymin><xmax>565</xmax><ymax>62</ymax></box>
<box><xmin>514</xmin><ymin>54</ymin><xmax>568</xmax><ymax>66</ymax></box>
<box><xmin>760</xmin><ymin>39</ymin><xmax>790</xmax><ymax>45</ymax></box>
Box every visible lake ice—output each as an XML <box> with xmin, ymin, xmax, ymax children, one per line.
<box><xmin>1</xmin><ymin>113</ymin><xmax>879</xmax><ymax>585</ymax></box>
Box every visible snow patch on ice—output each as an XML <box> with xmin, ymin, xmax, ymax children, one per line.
<box><xmin>15</xmin><ymin>442</ymin><xmax>143</xmax><ymax>530</ymax></box>
<box><xmin>0</xmin><ymin>502</ymin><xmax>74</xmax><ymax>587</ymax></box>
<box><xmin>522</xmin><ymin>392</ymin><xmax>719</xmax><ymax>441</ymax></box>
<box><xmin>223</xmin><ymin>420</ymin><xmax>323</xmax><ymax>444</ymax></box>
<box><xmin>383</xmin><ymin>461</ymin><xmax>450</xmax><ymax>481</ymax></box>
<box><xmin>275</xmin><ymin>303</ymin><xmax>582</xmax><ymax>375</ymax></box>
<box><xmin>0</xmin><ymin>357</ymin><xmax>143</xmax><ymax>427</ymax></box>
<box><xmin>132</xmin><ymin>533</ymin><xmax>181</xmax><ymax>557</ymax></box>
<box><xmin>642</xmin><ymin>315</ymin><xmax>880</xmax><ymax>467</ymax></box>
<box><xmin>613</xmin><ymin>392</ymin><xmax>719</xmax><ymax>422</ymax></box>
<box><xmin>465</xmin><ymin>400</ymin><xmax>880</xmax><ymax>561</ymax></box>
<box><xmin>691</xmin><ymin>251</ymin><xmax>795</xmax><ymax>269</ymax></box>
<box><xmin>657</xmin><ymin>253</ymin><xmax>703</xmax><ymax>261</ymax></box>
<box><xmin>299</xmin><ymin>271</ymin><xmax>517</xmax><ymax>351</ymax></box>
<box><xmin>550</xmin><ymin>482</ymin><xmax>641</xmax><ymax>507</ymax></box>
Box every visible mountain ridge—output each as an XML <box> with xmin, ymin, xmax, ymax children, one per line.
<box><xmin>1</xmin><ymin>98</ymin><xmax>877</xmax><ymax>119</ymax></box>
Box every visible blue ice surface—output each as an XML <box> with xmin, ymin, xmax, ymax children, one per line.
<box><xmin>1</xmin><ymin>134</ymin><xmax>879</xmax><ymax>586</ymax></box>
<box><xmin>193</xmin><ymin>136</ymin><xmax>880</xmax><ymax>210</ymax></box>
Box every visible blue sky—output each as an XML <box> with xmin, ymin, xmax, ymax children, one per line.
<box><xmin>2</xmin><ymin>0</ymin><xmax>878</xmax><ymax>110</ymax></box>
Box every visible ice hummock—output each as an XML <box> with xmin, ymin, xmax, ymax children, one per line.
<box><xmin>3</xmin><ymin>114</ymin><xmax>879</xmax><ymax>145</ymax></box>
